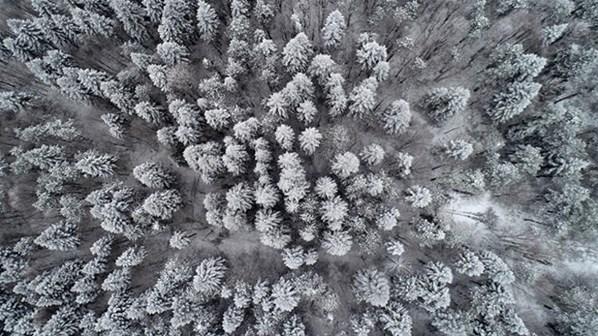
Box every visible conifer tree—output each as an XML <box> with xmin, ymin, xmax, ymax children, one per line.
<box><xmin>31</xmin><ymin>0</ymin><xmax>60</xmax><ymax>17</ymax></box>
<box><xmin>487</xmin><ymin>81</ymin><xmax>541</xmax><ymax>123</ymax></box>
<box><xmin>183</xmin><ymin>142</ymin><xmax>225</xmax><ymax>183</ymax></box>
<box><xmin>282</xmin><ymin>246</ymin><xmax>305</xmax><ymax>270</ymax></box>
<box><xmin>443</xmin><ymin>140</ymin><xmax>474</xmax><ymax>161</ymax></box>
<box><xmin>283</xmin><ymin>73</ymin><xmax>315</xmax><ymax>107</ymax></box>
<box><xmin>0</xmin><ymin>91</ymin><xmax>33</xmax><ymax>114</ymax></box>
<box><xmin>348</xmin><ymin>77</ymin><xmax>378</xmax><ymax>119</ymax></box>
<box><xmin>135</xmin><ymin>101</ymin><xmax>166</xmax><ymax>125</ymax></box>
<box><xmin>158</xmin><ymin>0</ymin><xmax>194</xmax><ymax>43</ymax></box>
<box><xmin>37</xmin><ymin>306</ymin><xmax>81</xmax><ymax>336</ymax></box>
<box><xmin>226</xmin><ymin>182</ymin><xmax>254</xmax><ymax>213</ymax></box>
<box><xmin>233</xmin><ymin>117</ymin><xmax>261</xmax><ymax>143</ymax></box>
<box><xmin>377</xmin><ymin>208</ymin><xmax>401</xmax><ymax>231</ymax></box>
<box><xmin>254</xmin><ymin>182</ymin><xmax>280</xmax><ymax>209</ymax></box>
<box><xmin>379</xmin><ymin>302</ymin><xmax>413</xmax><ymax>336</ymax></box>
<box><xmin>326</xmin><ymin>73</ymin><xmax>348</xmax><ymax>117</ymax></box>
<box><xmin>101</xmin><ymin>113</ymin><xmax>126</xmax><ymax>139</ymax></box>
<box><xmin>169</xmin><ymin>231</ymin><xmax>191</xmax><ymax>249</ymax></box>
<box><xmin>75</xmin><ymin>150</ymin><xmax>117</xmax><ymax>178</ymax></box>
<box><xmin>386</xmin><ymin>240</ymin><xmax>405</xmax><ymax>256</ymax></box>
<box><xmin>271</xmin><ymin>278</ymin><xmax>300</xmax><ymax>312</ymax></box>
<box><xmin>298</xmin><ymin>128</ymin><xmax>322</xmax><ymax>155</ymax></box>
<box><xmin>322</xmin><ymin>230</ymin><xmax>353</xmax><ymax>256</ymax></box>
<box><xmin>222</xmin><ymin>305</ymin><xmax>245</xmax><ymax>333</ymax></box>
<box><xmin>142</xmin><ymin>189</ymin><xmax>183</xmax><ymax>220</ymax></box>
<box><xmin>115</xmin><ymin>246</ymin><xmax>146</xmax><ymax>267</ymax></box>
<box><xmin>277</xmin><ymin>152</ymin><xmax>309</xmax><ymax>210</ymax></box>
<box><xmin>34</xmin><ymin>221</ymin><xmax>79</xmax><ymax>251</ymax></box>
<box><xmin>17</xmin><ymin>144</ymin><xmax>66</xmax><ymax>172</ymax></box>
<box><xmin>223</xmin><ymin>140</ymin><xmax>249</xmax><ymax>176</ymax></box>
<box><xmin>297</xmin><ymin>100</ymin><xmax>318</xmax><ymax>125</ymax></box>
<box><xmin>360</xmin><ymin>144</ymin><xmax>385</xmax><ymax>166</ymax></box>
<box><xmin>133</xmin><ymin>162</ymin><xmax>174</xmax><ymax>189</ymax></box>
<box><xmin>320</xmin><ymin>196</ymin><xmax>349</xmax><ymax>228</ymax></box>
<box><xmin>196</xmin><ymin>1</ymin><xmax>218</xmax><ymax>42</ymax></box>
<box><xmin>282</xmin><ymin>32</ymin><xmax>313</xmax><ymax>74</ymax></box>
<box><xmin>308</xmin><ymin>54</ymin><xmax>337</xmax><ymax>84</ymax></box>
<box><xmin>147</xmin><ymin>64</ymin><xmax>169</xmax><ymax>91</ymax></box>
<box><xmin>101</xmin><ymin>267</ymin><xmax>131</xmax><ymax>292</ymax></box>
<box><xmin>353</xmin><ymin>268</ymin><xmax>390</xmax><ymax>307</ymax></box>
<box><xmin>509</xmin><ymin>145</ymin><xmax>543</xmax><ymax>175</ymax></box>
<box><xmin>282</xmin><ymin>315</ymin><xmax>306</xmax><ymax>336</ymax></box>
<box><xmin>156</xmin><ymin>42</ymin><xmax>189</xmax><ymax>66</ymax></box>
<box><xmin>542</xmin><ymin>24</ymin><xmax>568</xmax><ymax>46</ymax></box>
<box><xmin>423</xmin><ymin>87</ymin><xmax>470</xmax><ymax>123</ymax></box>
<box><xmin>193</xmin><ymin>256</ymin><xmax>227</xmax><ymax>295</ymax></box>
<box><xmin>267</xmin><ymin>92</ymin><xmax>289</xmax><ymax>119</ymax></box>
<box><xmin>331</xmin><ymin>152</ymin><xmax>360</xmax><ymax>179</ymax></box>
<box><xmin>413</xmin><ymin>217</ymin><xmax>446</xmax><ymax>245</ymax></box>
<box><xmin>109</xmin><ymin>0</ymin><xmax>149</xmax><ymax>41</ymax></box>
<box><xmin>357</xmin><ymin>39</ymin><xmax>387</xmax><ymax>71</ymax></box>
<box><xmin>454</xmin><ymin>250</ymin><xmax>485</xmax><ymax>277</ymax></box>
<box><xmin>315</xmin><ymin>176</ymin><xmax>338</xmax><ymax>199</ymax></box>
<box><xmin>275</xmin><ymin>124</ymin><xmax>295</xmax><ymax>151</ymax></box>
<box><xmin>205</xmin><ymin>108</ymin><xmax>231</xmax><ymax>131</ymax></box>
<box><xmin>383</xmin><ymin>99</ymin><xmax>411</xmax><ymax>135</ymax></box>
<box><xmin>321</xmin><ymin>10</ymin><xmax>346</xmax><ymax>48</ymax></box>
<box><xmin>100</xmin><ymin>80</ymin><xmax>135</xmax><ymax>113</ymax></box>
<box><xmin>77</xmin><ymin>68</ymin><xmax>110</xmax><ymax>96</ymax></box>
<box><xmin>143</xmin><ymin>0</ymin><xmax>164</xmax><ymax>23</ymax></box>
<box><xmin>90</xmin><ymin>235</ymin><xmax>114</xmax><ymax>258</ymax></box>
<box><xmin>70</xmin><ymin>8</ymin><xmax>114</xmax><ymax>38</ymax></box>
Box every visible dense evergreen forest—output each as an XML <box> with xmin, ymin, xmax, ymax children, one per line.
<box><xmin>0</xmin><ymin>0</ymin><xmax>596</xmax><ymax>335</ymax></box>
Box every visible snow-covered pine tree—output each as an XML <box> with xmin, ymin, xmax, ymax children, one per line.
<box><xmin>225</xmin><ymin>182</ymin><xmax>254</xmax><ymax>213</ymax></box>
<box><xmin>101</xmin><ymin>113</ymin><xmax>126</xmax><ymax>139</ymax></box>
<box><xmin>360</xmin><ymin>144</ymin><xmax>385</xmax><ymax>166</ymax></box>
<box><xmin>196</xmin><ymin>0</ymin><xmax>218</xmax><ymax>42</ymax></box>
<box><xmin>169</xmin><ymin>231</ymin><xmax>191</xmax><ymax>249</ymax></box>
<box><xmin>271</xmin><ymin>277</ymin><xmax>300</xmax><ymax>312</ymax></box>
<box><xmin>158</xmin><ymin>0</ymin><xmax>194</xmax><ymax>44</ymax></box>
<box><xmin>353</xmin><ymin>268</ymin><xmax>390</xmax><ymax>307</ymax></box>
<box><xmin>75</xmin><ymin>150</ymin><xmax>117</xmax><ymax>178</ymax></box>
<box><xmin>383</xmin><ymin>99</ymin><xmax>411</xmax><ymax>135</ymax></box>
<box><xmin>348</xmin><ymin>77</ymin><xmax>378</xmax><ymax>119</ymax></box>
<box><xmin>331</xmin><ymin>152</ymin><xmax>360</xmax><ymax>179</ymax></box>
<box><xmin>275</xmin><ymin>124</ymin><xmax>295</xmax><ymax>151</ymax></box>
<box><xmin>423</xmin><ymin>87</ymin><xmax>470</xmax><ymax>123</ymax></box>
<box><xmin>115</xmin><ymin>246</ymin><xmax>146</xmax><ymax>267</ymax></box>
<box><xmin>454</xmin><ymin>249</ymin><xmax>485</xmax><ymax>277</ymax></box>
<box><xmin>156</xmin><ymin>41</ymin><xmax>189</xmax><ymax>66</ymax></box>
<box><xmin>34</xmin><ymin>221</ymin><xmax>79</xmax><ymax>251</ymax></box>
<box><xmin>321</xmin><ymin>230</ymin><xmax>353</xmax><ymax>256</ymax></box>
<box><xmin>109</xmin><ymin>0</ymin><xmax>149</xmax><ymax>42</ymax></box>
<box><xmin>487</xmin><ymin>81</ymin><xmax>542</xmax><ymax>123</ymax></box>
<box><xmin>183</xmin><ymin>142</ymin><xmax>225</xmax><ymax>183</ymax></box>
<box><xmin>379</xmin><ymin>302</ymin><xmax>413</xmax><ymax>336</ymax></box>
<box><xmin>298</xmin><ymin>127</ymin><xmax>322</xmax><ymax>155</ymax></box>
<box><xmin>357</xmin><ymin>39</ymin><xmax>387</xmax><ymax>71</ymax></box>
<box><xmin>443</xmin><ymin>140</ymin><xmax>474</xmax><ymax>161</ymax></box>
<box><xmin>308</xmin><ymin>54</ymin><xmax>337</xmax><ymax>84</ymax></box>
<box><xmin>282</xmin><ymin>246</ymin><xmax>305</xmax><ymax>270</ymax></box>
<box><xmin>282</xmin><ymin>32</ymin><xmax>313</xmax><ymax>74</ymax></box>
<box><xmin>133</xmin><ymin>161</ymin><xmax>175</xmax><ymax>189</ymax></box>
<box><xmin>101</xmin><ymin>267</ymin><xmax>131</xmax><ymax>292</ymax></box>
<box><xmin>222</xmin><ymin>305</ymin><xmax>245</xmax><ymax>333</ymax></box>
<box><xmin>405</xmin><ymin>185</ymin><xmax>432</xmax><ymax>208</ymax></box>
<box><xmin>193</xmin><ymin>256</ymin><xmax>227</xmax><ymax>296</ymax></box>
<box><xmin>321</xmin><ymin>10</ymin><xmax>346</xmax><ymax>48</ymax></box>
<box><xmin>142</xmin><ymin>189</ymin><xmax>183</xmax><ymax>220</ymax></box>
